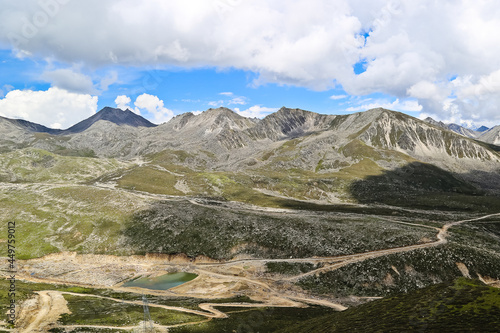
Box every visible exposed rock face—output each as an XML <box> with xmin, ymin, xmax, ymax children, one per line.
<box><xmin>478</xmin><ymin>126</ymin><xmax>500</xmax><ymax>145</ymax></box>
<box><xmin>247</xmin><ymin>107</ymin><xmax>335</xmax><ymax>141</ymax></box>
<box><xmin>447</xmin><ymin>124</ymin><xmax>479</xmax><ymax>139</ymax></box>
<box><xmin>1</xmin><ymin>106</ymin><xmax>499</xmax><ymax>183</ymax></box>
<box><xmin>354</xmin><ymin>109</ymin><xmax>495</xmax><ymax>162</ymax></box>
<box><xmin>423</xmin><ymin>116</ymin><xmax>479</xmax><ymax>139</ymax></box>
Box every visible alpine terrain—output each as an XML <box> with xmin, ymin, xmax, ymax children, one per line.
<box><xmin>1</xmin><ymin>106</ymin><xmax>500</xmax><ymax>332</ymax></box>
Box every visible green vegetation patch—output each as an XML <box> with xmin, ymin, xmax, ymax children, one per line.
<box><xmin>450</xmin><ymin>220</ymin><xmax>500</xmax><ymax>254</ymax></box>
<box><xmin>60</xmin><ymin>294</ymin><xmax>205</xmax><ymax>326</ymax></box>
<box><xmin>118</xmin><ymin>166</ymin><xmax>183</xmax><ymax>195</ymax></box>
<box><xmin>0</xmin><ymin>185</ymin><xmax>143</xmax><ymax>258</ymax></box>
<box><xmin>349</xmin><ymin>161</ymin><xmax>500</xmax><ymax>212</ymax></box>
<box><xmin>278</xmin><ymin>278</ymin><xmax>500</xmax><ymax>333</ymax></box>
<box><xmin>169</xmin><ymin>306</ymin><xmax>335</xmax><ymax>333</ymax></box>
<box><xmin>123</xmin><ymin>200</ymin><xmax>436</xmax><ymax>260</ymax></box>
<box><xmin>297</xmin><ymin>244</ymin><xmax>500</xmax><ymax>297</ymax></box>
<box><xmin>0</xmin><ymin>148</ymin><xmax>124</xmax><ymax>183</ymax></box>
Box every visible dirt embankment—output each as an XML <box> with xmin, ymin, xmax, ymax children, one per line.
<box><xmin>16</xmin><ymin>291</ymin><xmax>70</xmax><ymax>333</ymax></box>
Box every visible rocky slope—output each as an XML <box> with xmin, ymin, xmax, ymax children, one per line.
<box><xmin>423</xmin><ymin>116</ymin><xmax>479</xmax><ymax>139</ymax></box>
<box><xmin>478</xmin><ymin>125</ymin><xmax>500</xmax><ymax>145</ymax></box>
<box><xmin>1</xmin><ymin>106</ymin><xmax>500</xmax><ymax>197</ymax></box>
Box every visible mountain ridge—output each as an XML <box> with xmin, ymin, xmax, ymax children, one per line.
<box><xmin>423</xmin><ymin>116</ymin><xmax>480</xmax><ymax>139</ymax></box>
<box><xmin>1</xmin><ymin>106</ymin><xmax>499</xmax><ymax>186</ymax></box>
<box><xmin>0</xmin><ymin>115</ymin><xmax>64</xmax><ymax>135</ymax></box>
<box><xmin>2</xmin><ymin>106</ymin><xmax>498</xmax><ymax>144</ymax></box>
<box><xmin>63</xmin><ymin>107</ymin><xmax>157</xmax><ymax>134</ymax></box>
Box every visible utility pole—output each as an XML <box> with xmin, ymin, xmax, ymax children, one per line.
<box><xmin>142</xmin><ymin>294</ymin><xmax>155</xmax><ymax>333</ymax></box>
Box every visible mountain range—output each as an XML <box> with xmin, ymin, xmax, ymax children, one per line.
<box><xmin>2</xmin><ymin>106</ymin><xmax>500</xmax><ymax>203</ymax></box>
<box><xmin>423</xmin><ymin>116</ymin><xmax>500</xmax><ymax>144</ymax></box>
<box><xmin>2</xmin><ymin>106</ymin><xmax>500</xmax><ymax>332</ymax></box>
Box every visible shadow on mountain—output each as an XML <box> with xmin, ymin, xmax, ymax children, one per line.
<box><xmin>349</xmin><ymin>162</ymin><xmax>500</xmax><ymax>212</ymax></box>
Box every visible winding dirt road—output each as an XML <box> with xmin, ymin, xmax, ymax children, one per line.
<box><xmin>9</xmin><ymin>212</ymin><xmax>500</xmax><ymax>332</ymax></box>
<box><xmin>285</xmin><ymin>213</ymin><xmax>500</xmax><ymax>281</ymax></box>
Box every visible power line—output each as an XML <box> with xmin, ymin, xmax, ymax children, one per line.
<box><xmin>142</xmin><ymin>294</ymin><xmax>155</xmax><ymax>333</ymax></box>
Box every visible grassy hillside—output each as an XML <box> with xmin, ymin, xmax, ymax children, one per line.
<box><xmin>122</xmin><ymin>200</ymin><xmax>436</xmax><ymax>260</ymax></box>
<box><xmin>297</xmin><ymin>244</ymin><xmax>500</xmax><ymax>297</ymax></box>
<box><xmin>0</xmin><ymin>148</ymin><xmax>127</xmax><ymax>183</ymax></box>
<box><xmin>0</xmin><ymin>183</ymin><xmax>438</xmax><ymax>260</ymax></box>
<box><xmin>278</xmin><ymin>278</ymin><xmax>500</xmax><ymax>333</ymax></box>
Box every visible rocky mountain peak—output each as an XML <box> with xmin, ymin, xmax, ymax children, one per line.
<box><xmin>478</xmin><ymin>125</ymin><xmax>500</xmax><ymax>145</ymax></box>
<box><xmin>64</xmin><ymin>107</ymin><xmax>157</xmax><ymax>134</ymax></box>
<box><xmin>476</xmin><ymin>125</ymin><xmax>490</xmax><ymax>133</ymax></box>
<box><xmin>247</xmin><ymin>107</ymin><xmax>335</xmax><ymax>141</ymax></box>
<box><xmin>424</xmin><ymin>116</ymin><xmax>447</xmax><ymax>129</ymax></box>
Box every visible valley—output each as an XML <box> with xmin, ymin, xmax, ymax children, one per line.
<box><xmin>1</xmin><ymin>176</ymin><xmax>499</xmax><ymax>332</ymax></box>
<box><xmin>1</xmin><ymin>107</ymin><xmax>500</xmax><ymax>332</ymax></box>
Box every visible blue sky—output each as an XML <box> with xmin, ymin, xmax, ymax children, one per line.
<box><xmin>0</xmin><ymin>1</ymin><xmax>499</xmax><ymax>128</ymax></box>
<box><xmin>0</xmin><ymin>48</ymin><xmax>421</xmax><ymax>126</ymax></box>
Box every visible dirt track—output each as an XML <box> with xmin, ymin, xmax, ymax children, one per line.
<box><xmin>284</xmin><ymin>213</ymin><xmax>500</xmax><ymax>281</ymax></box>
<box><xmin>5</xmin><ymin>212</ymin><xmax>500</xmax><ymax>332</ymax></box>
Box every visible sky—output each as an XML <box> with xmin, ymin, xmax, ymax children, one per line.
<box><xmin>0</xmin><ymin>0</ymin><xmax>499</xmax><ymax>129</ymax></box>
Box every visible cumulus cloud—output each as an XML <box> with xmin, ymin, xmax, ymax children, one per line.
<box><xmin>115</xmin><ymin>95</ymin><xmax>131</xmax><ymax>111</ymax></box>
<box><xmin>208</xmin><ymin>100</ymin><xmax>224</xmax><ymax>107</ymax></box>
<box><xmin>0</xmin><ymin>1</ymin><xmax>500</xmax><ymax>123</ymax></box>
<box><xmin>0</xmin><ymin>87</ymin><xmax>97</xmax><ymax>128</ymax></box>
<box><xmin>134</xmin><ymin>93</ymin><xmax>174</xmax><ymax>123</ymax></box>
<box><xmin>40</xmin><ymin>68</ymin><xmax>95</xmax><ymax>94</ymax></box>
<box><xmin>345</xmin><ymin>98</ymin><xmax>422</xmax><ymax>113</ymax></box>
<box><xmin>234</xmin><ymin>105</ymin><xmax>278</xmax><ymax>118</ymax></box>
<box><xmin>209</xmin><ymin>92</ymin><xmax>248</xmax><ymax>107</ymax></box>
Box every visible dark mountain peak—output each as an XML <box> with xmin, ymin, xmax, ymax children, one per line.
<box><xmin>64</xmin><ymin>107</ymin><xmax>157</xmax><ymax>134</ymax></box>
<box><xmin>476</xmin><ymin>125</ymin><xmax>490</xmax><ymax>132</ymax></box>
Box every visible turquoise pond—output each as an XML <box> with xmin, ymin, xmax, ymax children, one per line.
<box><xmin>122</xmin><ymin>272</ymin><xmax>198</xmax><ymax>290</ymax></box>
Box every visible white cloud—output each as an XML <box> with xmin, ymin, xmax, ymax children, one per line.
<box><xmin>228</xmin><ymin>96</ymin><xmax>247</xmax><ymax>105</ymax></box>
<box><xmin>0</xmin><ymin>1</ymin><xmax>500</xmax><ymax>123</ymax></box>
<box><xmin>234</xmin><ymin>105</ymin><xmax>278</xmax><ymax>118</ymax></box>
<box><xmin>330</xmin><ymin>94</ymin><xmax>348</xmax><ymax>100</ymax></box>
<box><xmin>115</xmin><ymin>95</ymin><xmax>131</xmax><ymax>111</ymax></box>
<box><xmin>345</xmin><ymin>98</ymin><xmax>422</xmax><ymax>113</ymax></box>
<box><xmin>40</xmin><ymin>68</ymin><xmax>95</xmax><ymax>94</ymax></box>
<box><xmin>407</xmin><ymin>81</ymin><xmax>450</xmax><ymax>101</ymax></box>
<box><xmin>134</xmin><ymin>93</ymin><xmax>174</xmax><ymax>123</ymax></box>
<box><xmin>0</xmin><ymin>84</ymin><xmax>14</xmax><ymax>98</ymax></box>
<box><xmin>210</xmin><ymin>93</ymin><xmax>247</xmax><ymax>107</ymax></box>
<box><xmin>99</xmin><ymin>70</ymin><xmax>119</xmax><ymax>92</ymax></box>
<box><xmin>0</xmin><ymin>87</ymin><xmax>97</xmax><ymax>128</ymax></box>
<box><xmin>208</xmin><ymin>100</ymin><xmax>224</xmax><ymax>107</ymax></box>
